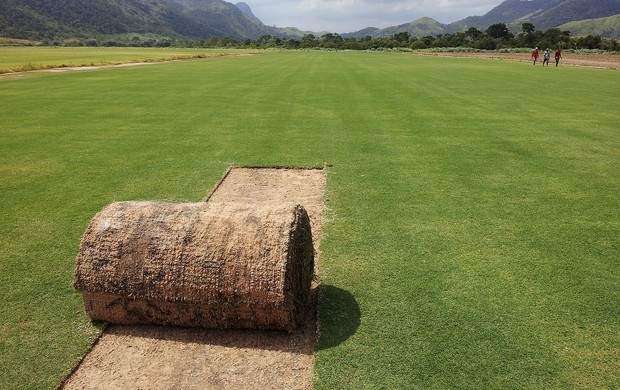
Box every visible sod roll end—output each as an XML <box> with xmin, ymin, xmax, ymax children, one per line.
<box><xmin>73</xmin><ymin>201</ymin><xmax>314</xmax><ymax>331</ymax></box>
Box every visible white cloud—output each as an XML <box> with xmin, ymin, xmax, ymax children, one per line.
<box><xmin>248</xmin><ymin>0</ymin><xmax>503</xmax><ymax>32</ymax></box>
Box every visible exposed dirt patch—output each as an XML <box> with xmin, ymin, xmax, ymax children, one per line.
<box><xmin>415</xmin><ymin>51</ymin><xmax>620</xmax><ymax>69</ymax></box>
<box><xmin>0</xmin><ymin>62</ymin><xmax>159</xmax><ymax>79</ymax></box>
<box><xmin>44</xmin><ymin>62</ymin><xmax>159</xmax><ymax>72</ymax></box>
<box><xmin>62</xmin><ymin>167</ymin><xmax>325</xmax><ymax>390</ymax></box>
<box><xmin>0</xmin><ymin>52</ymin><xmax>261</xmax><ymax>79</ymax></box>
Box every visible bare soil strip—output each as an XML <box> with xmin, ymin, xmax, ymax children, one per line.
<box><xmin>415</xmin><ymin>51</ymin><xmax>620</xmax><ymax>69</ymax></box>
<box><xmin>0</xmin><ymin>52</ymin><xmax>261</xmax><ymax>79</ymax></box>
<box><xmin>0</xmin><ymin>61</ymin><xmax>160</xmax><ymax>79</ymax></box>
<box><xmin>62</xmin><ymin>167</ymin><xmax>325</xmax><ymax>390</ymax></box>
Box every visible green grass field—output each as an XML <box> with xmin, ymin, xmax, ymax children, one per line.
<box><xmin>0</xmin><ymin>47</ymin><xmax>258</xmax><ymax>73</ymax></box>
<box><xmin>1</xmin><ymin>49</ymin><xmax>618</xmax><ymax>389</ymax></box>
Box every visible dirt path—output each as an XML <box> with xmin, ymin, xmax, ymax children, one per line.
<box><xmin>415</xmin><ymin>51</ymin><xmax>620</xmax><ymax>69</ymax></box>
<box><xmin>0</xmin><ymin>61</ymin><xmax>162</xmax><ymax>80</ymax></box>
<box><xmin>62</xmin><ymin>167</ymin><xmax>325</xmax><ymax>390</ymax></box>
<box><xmin>0</xmin><ymin>52</ymin><xmax>260</xmax><ymax>79</ymax></box>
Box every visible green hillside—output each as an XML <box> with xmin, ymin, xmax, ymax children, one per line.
<box><xmin>344</xmin><ymin>0</ymin><xmax>620</xmax><ymax>39</ymax></box>
<box><xmin>2</xmin><ymin>0</ymin><xmax>619</xmax><ymax>43</ymax></box>
<box><xmin>448</xmin><ymin>0</ymin><xmax>620</xmax><ymax>37</ymax></box>
<box><xmin>526</xmin><ymin>0</ymin><xmax>620</xmax><ymax>30</ymax></box>
<box><xmin>0</xmin><ymin>0</ymin><xmax>275</xmax><ymax>41</ymax></box>
<box><xmin>374</xmin><ymin>17</ymin><xmax>446</xmax><ymax>38</ymax></box>
<box><xmin>560</xmin><ymin>14</ymin><xmax>620</xmax><ymax>39</ymax></box>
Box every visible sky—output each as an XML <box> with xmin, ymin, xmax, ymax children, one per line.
<box><xmin>245</xmin><ymin>0</ymin><xmax>505</xmax><ymax>33</ymax></box>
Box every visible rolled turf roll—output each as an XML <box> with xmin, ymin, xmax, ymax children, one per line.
<box><xmin>73</xmin><ymin>201</ymin><xmax>314</xmax><ymax>331</ymax></box>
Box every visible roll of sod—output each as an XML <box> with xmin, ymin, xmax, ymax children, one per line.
<box><xmin>73</xmin><ymin>201</ymin><xmax>314</xmax><ymax>331</ymax></box>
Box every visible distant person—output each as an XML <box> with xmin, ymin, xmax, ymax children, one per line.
<box><xmin>532</xmin><ymin>47</ymin><xmax>539</xmax><ymax>65</ymax></box>
<box><xmin>543</xmin><ymin>49</ymin><xmax>550</xmax><ymax>66</ymax></box>
<box><xmin>555</xmin><ymin>49</ymin><xmax>562</xmax><ymax>67</ymax></box>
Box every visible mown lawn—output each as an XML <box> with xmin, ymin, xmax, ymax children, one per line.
<box><xmin>0</xmin><ymin>46</ymin><xmax>258</xmax><ymax>73</ymax></box>
<box><xmin>0</xmin><ymin>50</ymin><xmax>618</xmax><ymax>389</ymax></box>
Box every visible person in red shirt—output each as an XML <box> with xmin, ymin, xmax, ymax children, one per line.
<box><xmin>532</xmin><ymin>47</ymin><xmax>539</xmax><ymax>65</ymax></box>
<box><xmin>555</xmin><ymin>49</ymin><xmax>562</xmax><ymax>67</ymax></box>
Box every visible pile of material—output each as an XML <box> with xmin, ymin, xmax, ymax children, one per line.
<box><xmin>73</xmin><ymin>201</ymin><xmax>314</xmax><ymax>331</ymax></box>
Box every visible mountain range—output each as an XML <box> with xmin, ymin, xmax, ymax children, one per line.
<box><xmin>450</xmin><ymin>0</ymin><xmax>620</xmax><ymax>32</ymax></box>
<box><xmin>0</xmin><ymin>0</ymin><xmax>281</xmax><ymax>41</ymax></box>
<box><xmin>0</xmin><ymin>0</ymin><xmax>619</xmax><ymax>42</ymax></box>
<box><xmin>344</xmin><ymin>0</ymin><xmax>620</xmax><ymax>39</ymax></box>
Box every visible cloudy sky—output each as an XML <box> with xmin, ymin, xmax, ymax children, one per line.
<box><xmin>246</xmin><ymin>0</ymin><xmax>505</xmax><ymax>33</ymax></box>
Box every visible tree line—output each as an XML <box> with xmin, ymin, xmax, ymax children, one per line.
<box><xmin>56</xmin><ymin>23</ymin><xmax>619</xmax><ymax>51</ymax></box>
<box><xmin>236</xmin><ymin>23</ymin><xmax>619</xmax><ymax>51</ymax></box>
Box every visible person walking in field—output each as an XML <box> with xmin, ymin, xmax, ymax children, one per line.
<box><xmin>555</xmin><ymin>48</ymin><xmax>562</xmax><ymax>67</ymax></box>
<box><xmin>532</xmin><ymin>47</ymin><xmax>539</xmax><ymax>65</ymax></box>
<box><xmin>543</xmin><ymin>49</ymin><xmax>550</xmax><ymax>66</ymax></box>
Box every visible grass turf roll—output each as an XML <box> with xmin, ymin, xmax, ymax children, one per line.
<box><xmin>73</xmin><ymin>201</ymin><xmax>314</xmax><ymax>331</ymax></box>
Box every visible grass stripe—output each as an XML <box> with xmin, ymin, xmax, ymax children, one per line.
<box><xmin>0</xmin><ymin>50</ymin><xmax>618</xmax><ymax>389</ymax></box>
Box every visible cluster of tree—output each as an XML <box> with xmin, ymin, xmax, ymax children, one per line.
<box><xmin>58</xmin><ymin>36</ymin><xmax>176</xmax><ymax>47</ymax></box>
<box><xmin>50</xmin><ymin>23</ymin><xmax>619</xmax><ymax>51</ymax></box>
<box><xmin>192</xmin><ymin>23</ymin><xmax>618</xmax><ymax>52</ymax></box>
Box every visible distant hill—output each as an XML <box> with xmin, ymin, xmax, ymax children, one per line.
<box><xmin>516</xmin><ymin>0</ymin><xmax>620</xmax><ymax>30</ymax></box>
<box><xmin>345</xmin><ymin>0</ymin><xmax>620</xmax><ymax>39</ymax></box>
<box><xmin>448</xmin><ymin>0</ymin><xmax>560</xmax><ymax>32</ymax></box>
<box><xmin>1</xmin><ymin>0</ymin><xmax>619</xmax><ymax>42</ymax></box>
<box><xmin>342</xmin><ymin>27</ymin><xmax>379</xmax><ymax>39</ymax></box>
<box><xmin>345</xmin><ymin>18</ymin><xmax>445</xmax><ymax>39</ymax></box>
<box><xmin>275</xmin><ymin>27</ymin><xmax>328</xmax><ymax>39</ymax></box>
<box><xmin>234</xmin><ymin>2</ymin><xmax>254</xmax><ymax>18</ymax></box>
<box><xmin>161</xmin><ymin>0</ymin><xmax>269</xmax><ymax>39</ymax></box>
<box><xmin>234</xmin><ymin>2</ymin><xmax>260</xmax><ymax>23</ymax></box>
<box><xmin>560</xmin><ymin>14</ymin><xmax>620</xmax><ymax>39</ymax></box>
<box><xmin>449</xmin><ymin>0</ymin><xmax>620</xmax><ymax>31</ymax></box>
<box><xmin>0</xmin><ymin>0</ymin><xmax>279</xmax><ymax>41</ymax></box>
<box><xmin>0</xmin><ymin>0</ymin><xmax>174</xmax><ymax>40</ymax></box>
